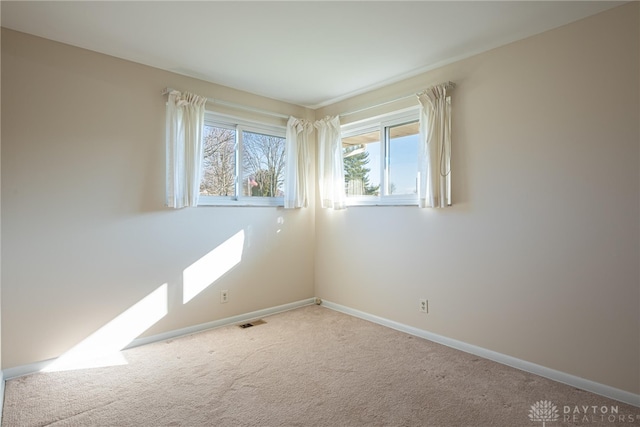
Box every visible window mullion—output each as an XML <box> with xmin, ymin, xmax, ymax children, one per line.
<box><xmin>382</xmin><ymin>125</ymin><xmax>390</xmax><ymax>197</ymax></box>
<box><xmin>235</xmin><ymin>126</ymin><xmax>242</xmax><ymax>200</ymax></box>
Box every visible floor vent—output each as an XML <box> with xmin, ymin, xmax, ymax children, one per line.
<box><xmin>239</xmin><ymin>319</ymin><xmax>266</xmax><ymax>329</ymax></box>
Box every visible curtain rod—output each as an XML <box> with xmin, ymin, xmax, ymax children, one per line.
<box><xmin>339</xmin><ymin>81</ymin><xmax>455</xmax><ymax>118</ymax></box>
<box><xmin>162</xmin><ymin>87</ymin><xmax>290</xmax><ymax>120</ymax></box>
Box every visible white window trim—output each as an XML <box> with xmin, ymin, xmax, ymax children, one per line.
<box><xmin>341</xmin><ymin>107</ymin><xmax>420</xmax><ymax>207</ymax></box>
<box><xmin>198</xmin><ymin>111</ymin><xmax>287</xmax><ymax>207</ymax></box>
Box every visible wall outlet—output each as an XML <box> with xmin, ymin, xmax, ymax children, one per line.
<box><xmin>419</xmin><ymin>298</ymin><xmax>428</xmax><ymax>313</ymax></box>
<box><xmin>221</xmin><ymin>290</ymin><xmax>229</xmax><ymax>303</ymax></box>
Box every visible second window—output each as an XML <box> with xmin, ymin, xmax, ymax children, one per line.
<box><xmin>341</xmin><ymin>108</ymin><xmax>420</xmax><ymax>205</ymax></box>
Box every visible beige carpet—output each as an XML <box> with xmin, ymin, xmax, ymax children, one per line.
<box><xmin>2</xmin><ymin>305</ymin><xmax>638</xmax><ymax>426</ymax></box>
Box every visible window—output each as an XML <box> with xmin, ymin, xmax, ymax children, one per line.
<box><xmin>199</xmin><ymin>113</ymin><xmax>286</xmax><ymax>206</ymax></box>
<box><xmin>341</xmin><ymin>108</ymin><xmax>420</xmax><ymax>206</ymax></box>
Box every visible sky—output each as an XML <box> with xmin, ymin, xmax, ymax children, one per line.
<box><xmin>361</xmin><ymin>134</ymin><xmax>418</xmax><ymax>195</ymax></box>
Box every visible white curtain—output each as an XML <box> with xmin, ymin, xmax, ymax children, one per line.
<box><xmin>166</xmin><ymin>90</ymin><xmax>207</xmax><ymax>208</ymax></box>
<box><xmin>284</xmin><ymin>117</ymin><xmax>313</xmax><ymax>209</ymax></box>
<box><xmin>315</xmin><ymin>116</ymin><xmax>346</xmax><ymax>210</ymax></box>
<box><xmin>417</xmin><ymin>84</ymin><xmax>452</xmax><ymax>208</ymax></box>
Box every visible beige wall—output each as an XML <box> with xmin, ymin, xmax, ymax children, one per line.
<box><xmin>1</xmin><ymin>29</ymin><xmax>315</xmax><ymax>368</ymax></box>
<box><xmin>316</xmin><ymin>3</ymin><xmax>639</xmax><ymax>394</ymax></box>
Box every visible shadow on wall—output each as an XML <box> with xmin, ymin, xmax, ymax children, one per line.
<box><xmin>42</xmin><ymin>228</ymin><xmax>248</xmax><ymax>372</ymax></box>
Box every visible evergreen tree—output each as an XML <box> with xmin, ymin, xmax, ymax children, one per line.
<box><xmin>343</xmin><ymin>145</ymin><xmax>379</xmax><ymax>196</ymax></box>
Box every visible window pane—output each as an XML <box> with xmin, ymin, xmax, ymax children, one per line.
<box><xmin>200</xmin><ymin>125</ymin><xmax>236</xmax><ymax>196</ymax></box>
<box><xmin>342</xmin><ymin>131</ymin><xmax>381</xmax><ymax>196</ymax></box>
<box><xmin>387</xmin><ymin>121</ymin><xmax>419</xmax><ymax>195</ymax></box>
<box><xmin>242</xmin><ymin>131</ymin><xmax>286</xmax><ymax>197</ymax></box>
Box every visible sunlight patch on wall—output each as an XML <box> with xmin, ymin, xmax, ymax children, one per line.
<box><xmin>42</xmin><ymin>283</ymin><xmax>168</xmax><ymax>372</ymax></box>
<box><xmin>183</xmin><ymin>230</ymin><xmax>245</xmax><ymax>304</ymax></box>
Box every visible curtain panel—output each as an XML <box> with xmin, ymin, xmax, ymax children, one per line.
<box><xmin>166</xmin><ymin>90</ymin><xmax>207</xmax><ymax>208</ymax></box>
<box><xmin>284</xmin><ymin>117</ymin><xmax>313</xmax><ymax>209</ymax></box>
<box><xmin>315</xmin><ymin>116</ymin><xmax>346</xmax><ymax>210</ymax></box>
<box><xmin>417</xmin><ymin>84</ymin><xmax>452</xmax><ymax>208</ymax></box>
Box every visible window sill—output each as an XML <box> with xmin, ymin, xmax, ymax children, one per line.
<box><xmin>345</xmin><ymin>196</ymin><xmax>418</xmax><ymax>207</ymax></box>
<box><xmin>198</xmin><ymin>196</ymin><xmax>284</xmax><ymax>207</ymax></box>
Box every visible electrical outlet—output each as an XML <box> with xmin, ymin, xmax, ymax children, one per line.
<box><xmin>419</xmin><ymin>298</ymin><xmax>428</xmax><ymax>313</ymax></box>
<box><xmin>221</xmin><ymin>290</ymin><xmax>229</xmax><ymax>303</ymax></box>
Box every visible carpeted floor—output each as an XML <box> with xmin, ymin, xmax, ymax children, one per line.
<box><xmin>2</xmin><ymin>305</ymin><xmax>639</xmax><ymax>426</ymax></box>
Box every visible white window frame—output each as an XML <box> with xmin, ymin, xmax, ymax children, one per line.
<box><xmin>198</xmin><ymin>111</ymin><xmax>286</xmax><ymax>207</ymax></box>
<box><xmin>341</xmin><ymin>107</ymin><xmax>420</xmax><ymax>206</ymax></box>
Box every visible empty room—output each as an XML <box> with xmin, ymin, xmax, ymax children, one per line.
<box><xmin>1</xmin><ymin>1</ymin><xmax>639</xmax><ymax>426</ymax></box>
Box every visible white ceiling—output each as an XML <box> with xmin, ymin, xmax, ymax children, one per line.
<box><xmin>1</xmin><ymin>1</ymin><xmax>625</xmax><ymax>108</ymax></box>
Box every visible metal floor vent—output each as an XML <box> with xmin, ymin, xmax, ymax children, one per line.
<box><xmin>239</xmin><ymin>319</ymin><xmax>266</xmax><ymax>329</ymax></box>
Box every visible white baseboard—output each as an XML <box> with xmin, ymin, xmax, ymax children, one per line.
<box><xmin>2</xmin><ymin>298</ymin><xmax>316</xmax><ymax>380</ymax></box>
<box><xmin>125</xmin><ymin>297</ymin><xmax>316</xmax><ymax>350</ymax></box>
<box><xmin>321</xmin><ymin>300</ymin><xmax>640</xmax><ymax>408</ymax></box>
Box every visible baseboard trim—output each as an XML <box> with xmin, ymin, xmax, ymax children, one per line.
<box><xmin>125</xmin><ymin>297</ymin><xmax>316</xmax><ymax>350</ymax></box>
<box><xmin>322</xmin><ymin>300</ymin><xmax>640</xmax><ymax>408</ymax></box>
<box><xmin>3</xmin><ymin>298</ymin><xmax>316</xmax><ymax>380</ymax></box>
